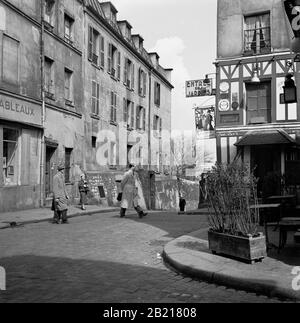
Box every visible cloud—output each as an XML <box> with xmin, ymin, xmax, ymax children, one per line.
<box><xmin>150</xmin><ymin>37</ymin><xmax>194</xmax><ymax>131</ymax></box>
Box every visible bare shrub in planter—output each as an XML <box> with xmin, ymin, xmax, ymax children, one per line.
<box><xmin>206</xmin><ymin>162</ymin><xmax>260</xmax><ymax>238</ymax></box>
<box><xmin>206</xmin><ymin>163</ymin><xmax>266</xmax><ymax>263</ymax></box>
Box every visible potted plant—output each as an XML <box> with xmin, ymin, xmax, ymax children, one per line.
<box><xmin>206</xmin><ymin>162</ymin><xmax>267</xmax><ymax>264</ymax></box>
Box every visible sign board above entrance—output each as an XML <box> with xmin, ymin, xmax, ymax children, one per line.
<box><xmin>0</xmin><ymin>93</ymin><xmax>42</xmax><ymax>128</ymax></box>
<box><xmin>186</xmin><ymin>79</ymin><xmax>213</xmax><ymax>98</ymax></box>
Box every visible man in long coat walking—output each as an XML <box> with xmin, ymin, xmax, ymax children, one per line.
<box><xmin>120</xmin><ymin>164</ymin><xmax>147</xmax><ymax>218</ymax></box>
<box><xmin>53</xmin><ymin>164</ymin><xmax>69</xmax><ymax>224</ymax></box>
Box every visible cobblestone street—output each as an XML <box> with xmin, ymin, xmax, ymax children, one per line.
<box><xmin>0</xmin><ymin>211</ymin><xmax>289</xmax><ymax>303</ymax></box>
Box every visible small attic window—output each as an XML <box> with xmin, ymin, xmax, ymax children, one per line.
<box><xmin>125</xmin><ymin>26</ymin><xmax>131</xmax><ymax>41</ymax></box>
<box><xmin>110</xmin><ymin>11</ymin><xmax>117</xmax><ymax>24</ymax></box>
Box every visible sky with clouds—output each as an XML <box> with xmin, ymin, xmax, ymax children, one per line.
<box><xmin>111</xmin><ymin>0</ymin><xmax>218</xmax><ymax>131</ymax></box>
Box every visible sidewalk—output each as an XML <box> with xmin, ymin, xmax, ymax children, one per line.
<box><xmin>0</xmin><ymin>205</ymin><xmax>120</xmax><ymax>230</ymax></box>
<box><xmin>163</xmin><ymin>227</ymin><xmax>300</xmax><ymax>301</ymax></box>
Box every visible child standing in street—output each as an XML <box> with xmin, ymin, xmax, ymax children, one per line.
<box><xmin>78</xmin><ymin>173</ymin><xmax>89</xmax><ymax>210</ymax></box>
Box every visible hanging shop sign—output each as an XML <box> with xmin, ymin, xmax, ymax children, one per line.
<box><xmin>186</xmin><ymin>79</ymin><xmax>213</xmax><ymax>98</ymax></box>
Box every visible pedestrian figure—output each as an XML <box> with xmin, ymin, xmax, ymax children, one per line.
<box><xmin>78</xmin><ymin>173</ymin><xmax>89</xmax><ymax>210</ymax></box>
<box><xmin>53</xmin><ymin>164</ymin><xmax>69</xmax><ymax>224</ymax></box>
<box><xmin>179</xmin><ymin>196</ymin><xmax>186</xmax><ymax>212</ymax></box>
<box><xmin>133</xmin><ymin>187</ymin><xmax>148</xmax><ymax>218</ymax></box>
<box><xmin>51</xmin><ymin>195</ymin><xmax>59</xmax><ymax>224</ymax></box>
<box><xmin>120</xmin><ymin>164</ymin><xmax>147</xmax><ymax>218</ymax></box>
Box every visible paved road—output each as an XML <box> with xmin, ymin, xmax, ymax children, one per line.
<box><xmin>0</xmin><ymin>211</ymin><xmax>288</xmax><ymax>303</ymax></box>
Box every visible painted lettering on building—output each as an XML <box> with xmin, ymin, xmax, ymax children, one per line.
<box><xmin>186</xmin><ymin>79</ymin><xmax>213</xmax><ymax>98</ymax></box>
<box><xmin>0</xmin><ymin>94</ymin><xmax>42</xmax><ymax>127</ymax></box>
<box><xmin>0</xmin><ymin>99</ymin><xmax>35</xmax><ymax>116</ymax></box>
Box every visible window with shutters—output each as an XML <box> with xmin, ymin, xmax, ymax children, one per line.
<box><xmin>153</xmin><ymin>115</ymin><xmax>162</xmax><ymax>138</ymax></box>
<box><xmin>110</xmin><ymin>92</ymin><xmax>117</xmax><ymax>123</ymax></box>
<box><xmin>92</xmin><ymin>81</ymin><xmax>100</xmax><ymax>115</ymax></box>
<box><xmin>88</xmin><ymin>26</ymin><xmax>100</xmax><ymax>66</ymax></box>
<box><xmin>64</xmin><ymin>68</ymin><xmax>73</xmax><ymax>105</ymax></box>
<box><xmin>44</xmin><ymin>0</ymin><xmax>55</xmax><ymax>27</ymax></box>
<box><xmin>124</xmin><ymin>58</ymin><xmax>134</xmax><ymax>90</ymax></box>
<box><xmin>2</xmin><ymin>34</ymin><xmax>19</xmax><ymax>85</ymax></box>
<box><xmin>123</xmin><ymin>99</ymin><xmax>128</xmax><ymax>124</ymax></box>
<box><xmin>136</xmin><ymin>106</ymin><xmax>146</xmax><ymax>131</ymax></box>
<box><xmin>124</xmin><ymin>100</ymin><xmax>134</xmax><ymax>129</ymax></box>
<box><xmin>108</xmin><ymin>43</ymin><xmax>119</xmax><ymax>79</ymax></box>
<box><xmin>244</xmin><ymin>13</ymin><xmax>270</xmax><ymax>54</ymax></box>
<box><xmin>44</xmin><ymin>56</ymin><xmax>55</xmax><ymax>99</ymax></box>
<box><xmin>100</xmin><ymin>36</ymin><xmax>105</xmax><ymax>69</ymax></box>
<box><xmin>64</xmin><ymin>13</ymin><xmax>74</xmax><ymax>44</ymax></box>
<box><xmin>130</xmin><ymin>103</ymin><xmax>135</xmax><ymax>129</ymax></box>
<box><xmin>138</xmin><ymin>68</ymin><xmax>147</xmax><ymax>97</ymax></box>
<box><xmin>154</xmin><ymin>82</ymin><xmax>161</xmax><ymax>106</ymax></box>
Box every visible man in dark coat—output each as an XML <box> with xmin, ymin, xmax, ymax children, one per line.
<box><xmin>53</xmin><ymin>164</ymin><xmax>69</xmax><ymax>224</ymax></box>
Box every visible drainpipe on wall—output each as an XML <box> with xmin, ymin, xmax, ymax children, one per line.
<box><xmin>148</xmin><ymin>69</ymin><xmax>153</xmax><ymax>171</ymax></box>
<box><xmin>39</xmin><ymin>1</ymin><xmax>46</xmax><ymax>208</ymax></box>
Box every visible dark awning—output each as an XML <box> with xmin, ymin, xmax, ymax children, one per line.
<box><xmin>235</xmin><ymin>129</ymin><xmax>296</xmax><ymax>147</ymax></box>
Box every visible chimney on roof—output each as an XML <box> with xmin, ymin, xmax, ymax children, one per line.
<box><xmin>117</xmin><ymin>20</ymin><xmax>132</xmax><ymax>41</ymax></box>
<box><xmin>132</xmin><ymin>34</ymin><xmax>144</xmax><ymax>52</ymax></box>
<box><xmin>149</xmin><ymin>52</ymin><xmax>160</xmax><ymax>68</ymax></box>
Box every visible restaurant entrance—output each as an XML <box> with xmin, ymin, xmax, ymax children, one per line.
<box><xmin>251</xmin><ymin>145</ymin><xmax>281</xmax><ymax>198</ymax></box>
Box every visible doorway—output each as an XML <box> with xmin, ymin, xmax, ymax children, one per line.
<box><xmin>45</xmin><ymin>145</ymin><xmax>57</xmax><ymax>198</ymax></box>
<box><xmin>251</xmin><ymin>145</ymin><xmax>281</xmax><ymax>198</ymax></box>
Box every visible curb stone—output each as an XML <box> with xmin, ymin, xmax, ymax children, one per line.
<box><xmin>162</xmin><ymin>234</ymin><xmax>300</xmax><ymax>302</ymax></box>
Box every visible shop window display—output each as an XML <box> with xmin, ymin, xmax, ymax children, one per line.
<box><xmin>2</xmin><ymin>128</ymin><xmax>19</xmax><ymax>186</ymax></box>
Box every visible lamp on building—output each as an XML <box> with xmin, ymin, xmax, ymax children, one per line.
<box><xmin>251</xmin><ymin>62</ymin><xmax>260</xmax><ymax>83</ymax></box>
<box><xmin>283</xmin><ymin>73</ymin><xmax>297</xmax><ymax>104</ymax></box>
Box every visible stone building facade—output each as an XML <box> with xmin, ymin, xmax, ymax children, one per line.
<box><xmin>0</xmin><ymin>0</ymin><xmax>173</xmax><ymax>212</ymax></box>
<box><xmin>0</xmin><ymin>0</ymin><xmax>43</xmax><ymax>212</ymax></box>
<box><xmin>216</xmin><ymin>0</ymin><xmax>300</xmax><ymax>199</ymax></box>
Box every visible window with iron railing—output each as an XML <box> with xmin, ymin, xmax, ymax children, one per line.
<box><xmin>244</xmin><ymin>13</ymin><xmax>271</xmax><ymax>54</ymax></box>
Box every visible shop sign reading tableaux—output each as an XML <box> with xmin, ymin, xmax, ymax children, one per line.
<box><xmin>0</xmin><ymin>94</ymin><xmax>42</xmax><ymax>127</ymax></box>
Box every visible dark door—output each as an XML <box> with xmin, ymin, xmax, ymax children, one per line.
<box><xmin>45</xmin><ymin>146</ymin><xmax>56</xmax><ymax>198</ymax></box>
<box><xmin>251</xmin><ymin>145</ymin><xmax>281</xmax><ymax>198</ymax></box>
<box><xmin>246</xmin><ymin>82</ymin><xmax>271</xmax><ymax>124</ymax></box>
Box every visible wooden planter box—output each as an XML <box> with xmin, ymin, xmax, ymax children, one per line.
<box><xmin>208</xmin><ymin>230</ymin><xmax>267</xmax><ymax>264</ymax></box>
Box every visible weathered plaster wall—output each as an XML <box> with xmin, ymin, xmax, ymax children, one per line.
<box><xmin>154</xmin><ymin>177</ymin><xmax>199</xmax><ymax>211</ymax></box>
<box><xmin>0</xmin><ymin>185</ymin><xmax>40</xmax><ymax>212</ymax></box>
<box><xmin>0</xmin><ymin>2</ymin><xmax>41</xmax><ymax>99</ymax></box>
